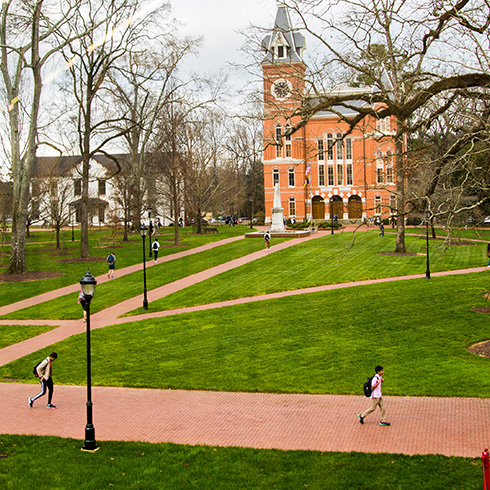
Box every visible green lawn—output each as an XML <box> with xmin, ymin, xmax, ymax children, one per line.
<box><xmin>0</xmin><ymin>434</ymin><xmax>480</xmax><ymax>489</ymax></box>
<box><xmin>0</xmin><ymin>236</ymin><xmax>278</xmax><ymax>320</ymax></box>
<box><xmin>2</xmin><ymin>272</ymin><xmax>490</xmax><ymax>397</ymax></box>
<box><xmin>0</xmin><ymin>226</ymin><xmax>252</xmax><ymax>313</ymax></box>
<box><xmin>128</xmin><ymin>231</ymin><xmax>486</xmax><ymax>315</ymax></box>
<box><xmin>0</xmin><ymin>324</ymin><xmax>57</xmax><ymax>349</ymax></box>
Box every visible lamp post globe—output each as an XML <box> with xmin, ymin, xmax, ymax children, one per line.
<box><xmin>80</xmin><ymin>270</ymin><xmax>98</xmax><ymax>452</ymax></box>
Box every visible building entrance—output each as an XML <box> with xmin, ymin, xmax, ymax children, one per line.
<box><xmin>330</xmin><ymin>196</ymin><xmax>344</xmax><ymax>219</ymax></box>
<box><xmin>348</xmin><ymin>195</ymin><xmax>362</xmax><ymax>219</ymax></box>
<box><xmin>312</xmin><ymin>196</ymin><xmax>325</xmax><ymax>220</ymax></box>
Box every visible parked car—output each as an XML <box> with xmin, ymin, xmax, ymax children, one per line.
<box><xmin>237</xmin><ymin>217</ymin><xmax>250</xmax><ymax>224</ymax></box>
<box><xmin>484</xmin><ymin>216</ymin><xmax>490</xmax><ymax>224</ymax></box>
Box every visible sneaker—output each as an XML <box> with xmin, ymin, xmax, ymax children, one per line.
<box><xmin>358</xmin><ymin>414</ymin><xmax>364</xmax><ymax>424</ymax></box>
<box><xmin>380</xmin><ymin>421</ymin><xmax>391</xmax><ymax>426</ymax></box>
<box><xmin>28</xmin><ymin>397</ymin><xmax>33</xmax><ymax>408</ymax></box>
<box><xmin>46</xmin><ymin>404</ymin><xmax>57</xmax><ymax>409</ymax></box>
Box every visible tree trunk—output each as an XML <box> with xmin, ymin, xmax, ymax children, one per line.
<box><xmin>173</xmin><ymin>195</ymin><xmax>180</xmax><ymax>246</ymax></box>
<box><xmin>394</xmin><ymin>122</ymin><xmax>406</xmax><ymax>254</ymax></box>
<box><xmin>56</xmin><ymin>226</ymin><xmax>60</xmax><ymax>249</ymax></box>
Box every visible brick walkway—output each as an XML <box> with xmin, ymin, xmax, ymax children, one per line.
<box><xmin>2</xmin><ymin>383</ymin><xmax>489</xmax><ymax>457</ymax></box>
<box><xmin>0</xmin><ymin>230</ymin><xmax>488</xmax><ymax>457</ymax></box>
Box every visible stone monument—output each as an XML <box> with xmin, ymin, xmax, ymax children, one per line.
<box><xmin>270</xmin><ymin>183</ymin><xmax>286</xmax><ymax>232</ymax></box>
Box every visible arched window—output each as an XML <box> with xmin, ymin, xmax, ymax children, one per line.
<box><xmin>327</xmin><ymin>133</ymin><xmax>334</xmax><ymax>160</ymax></box>
<box><xmin>285</xmin><ymin>125</ymin><xmax>292</xmax><ymax>157</ymax></box>
<box><xmin>275</xmin><ymin>126</ymin><xmax>282</xmax><ymax>158</ymax></box>
<box><xmin>273</xmin><ymin>169</ymin><xmax>280</xmax><ymax>186</ymax></box>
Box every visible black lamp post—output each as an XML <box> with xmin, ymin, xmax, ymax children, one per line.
<box><xmin>80</xmin><ymin>270</ymin><xmax>98</xmax><ymax>452</ymax></box>
<box><xmin>71</xmin><ymin>209</ymin><xmax>75</xmax><ymax>242</ymax></box>
<box><xmin>147</xmin><ymin>205</ymin><xmax>153</xmax><ymax>259</ymax></box>
<box><xmin>330</xmin><ymin>201</ymin><xmax>334</xmax><ymax>235</ymax></box>
<box><xmin>140</xmin><ymin>224</ymin><xmax>149</xmax><ymax>310</ymax></box>
<box><xmin>249</xmin><ymin>198</ymin><xmax>253</xmax><ymax>230</ymax></box>
<box><xmin>425</xmin><ymin>208</ymin><xmax>431</xmax><ymax>279</ymax></box>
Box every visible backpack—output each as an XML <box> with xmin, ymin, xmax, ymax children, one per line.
<box><xmin>152</xmin><ymin>242</ymin><xmax>158</xmax><ymax>251</ymax></box>
<box><xmin>363</xmin><ymin>376</ymin><xmax>375</xmax><ymax>397</ymax></box>
<box><xmin>107</xmin><ymin>254</ymin><xmax>115</xmax><ymax>264</ymax></box>
<box><xmin>33</xmin><ymin>360</ymin><xmax>43</xmax><ymax>377</ymax></box>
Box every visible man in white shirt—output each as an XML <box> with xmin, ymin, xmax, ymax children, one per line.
<box><xmin>358</xmin><ymin>365</ymin><xmax>391</xmax><ymax>426</ymax></box>
<box><xmin>29</xmin><ymin>352</ymin><xmax>58</xmax><ymax>409</ymax></box>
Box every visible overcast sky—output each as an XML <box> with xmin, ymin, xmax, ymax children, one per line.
<box><xmin>171</xmin><ymin>0</ymin><xmax>278</xmax><ymax>87</ymax></box>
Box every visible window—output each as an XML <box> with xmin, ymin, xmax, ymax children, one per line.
<box><xmin>285</xmin><ymin>125</ymin><xmax>292</xmax><ymax>157</ymax></box>
<box><xmin>336</xmin><ymin>133</ymin><xmax>343</xmax><ymax>160</ymax></box>
<box><xmin>337</xmin><ymin>163</ymin><xmax>343</xmax><ymax>186</ymax></box>
<box><xmin>289</xmin><ymin>197</ymin><xmax>296</xmax><ymax>216</ymax></box>
<box><xmin>319</xmin><ymin>164</ymin><xmax>325</xmax><ymax>186</ymax></box>
<box><xmin>376</xmin><ymin>150</ymin><xmax>383</xmax><ymax>164</ymax></box>
<box><xmin>288</xmin><ymin>168</ymin><xmax>295</xmax><ymax>187</ymax></box>
<box><xmin>377</xmin><ymin>168</ymin><xmax>384</xmax><ymax>184</ymax></box>
<box><xmin>98</xmin><ymin>179</ymin><xmax>106</xmax><ymax>195</ymax></box>
<box><xmin>277</xmin><ymin>45</ymin><xmax>284</xmax><ymax>58</ymax></box>
<box><xmin>273</xmin><ymin>169</ymin><xmax>280</xmax><ymax>186</ymax></box>
<box><xmin>328</xmin><ymin>164</ymin><xmax>334</xmax><ymax>186</ymax></box>
<box><xmin>275</xmin><ymin>126</ymin><xmax>282</xmax><ymax>158</ymax></box>
<box><xmin>375</xmin><ymin>196</ymin><xmax>382</xmax><ymax>214</ymax></box>
<box><xmin>386</xmin><ymin>150</ymin><xmax>393</xmax><ymax>165</ymax></box>
<box><xmin>318</xmin><ymin>139</ymin><xmax>324</xmax><ymax>161</ymax></box>
<box><xmin>346</xmin><ymin>163</ymin><xmax>353</xmax><ymax>185</ymax></box>
<box><xmin>74</xmin><ymin>179</ymin><xmax>81</xmax><ymax>196</ymax></box>
<box><xmin>345</xmin><ymin>139</ymin><xmax>352</xmax><ymax>160</ymax></box>
<box><xmin>389</xmin><ymin>195</ymin><xmax>396</xmax><ymax>214</ymax></box>
<box><xmin>327</xmin><ymin>133</ymin><xmax>334</xmax><ymax>160</ymax></box>
<box><xmin>386</xmin><ymin>166</ymin><xmax>394</xmax><ymax>183</ymax></box>
<box><xmin>376</xmin><ymin>116</ymin><xmax>391</xmax><ymax>133</ymax></box>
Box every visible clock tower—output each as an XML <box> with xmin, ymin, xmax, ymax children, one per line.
<box><xmin>262</xmin><ymin>3</ymin><xmax>307</xmax><ymax>223</ymax></box>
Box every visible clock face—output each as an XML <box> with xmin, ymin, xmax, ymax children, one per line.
<box><xmin>272</xmin><ymin>79</ymin><xmax>292</xmax><ymax>100</ymax></box>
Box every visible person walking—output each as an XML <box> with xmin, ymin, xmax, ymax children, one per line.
<box><xmin>78</xmin><ymin>289</ymin><xmax>87</xmax><ymax>322</ymax></box>
<box><xmin>29</xmin><ymin>352</ymin><xmax>58</xmax><ymax>409</ymax></box>
<box><xmin>264</xmin><ymin>231</ymin><xmax>271</xmax><ymax>251</ymax></box>
<box><xmin>152</xmin><ymin>238</ymin><xmax>160</xmax><ymax>262</ymax></box>
<box><xmin>107</xmin><ymin>252</ymin><xmax>116</xmax><ymax>279</ymax></box>
<box><xmin>358</xmin><ymin>365</ymin><xmax>391</xmax><ymax>426</ymax></box>
<box><xmin>379</xmin><ymin>222</ymin><xmax>385</xmax><ymax>237</ymax></box>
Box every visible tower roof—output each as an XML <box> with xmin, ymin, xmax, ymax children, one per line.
<box><xmin>262</xmin><ymin>4</ymin><xmax>306</xmax><ymax>64</ymax></box>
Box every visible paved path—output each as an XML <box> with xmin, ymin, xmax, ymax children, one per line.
<box><xmin>1</xmin><ymin>231</ymin><xmax>489</xmax><ymax>457</ymax></box>
<box><xmin>2</xmin><ymin>383</ymin><xmax>488</xmax><ymax>457</ymax></box>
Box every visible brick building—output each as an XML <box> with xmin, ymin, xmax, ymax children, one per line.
<box><xmin>262</xmin><ymin>5</ymin><xmax>397</xmax><ymax>223</ymax></box>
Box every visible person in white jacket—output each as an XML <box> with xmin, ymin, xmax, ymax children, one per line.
<box><xmin>29</xmin><ymin>352</ymin><xmax>58</xmax><ymax>409</ymax></box>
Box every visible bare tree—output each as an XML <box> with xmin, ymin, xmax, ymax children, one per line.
<box><xmin>39</xmin><ymin>177</ymin><xmax>73</xmax><ymax>248</ymax></box>
<box><xmin>0</xmin><ymin>0</ymin><xmax>95</xmax><ymax>273</ymax></box>
<box><xmin>225</xmin><ymin>107</ymin><xmax>264</xmax><ymax>220</ymax></box>
<box><xmin>182</xmin><ymin>108</ymin><xmax>227</xmax><ymax>233</ymax></box>
<box><xmin>151</xmin><ymin>99</ymin><xmax>189</xmax><ymax>246</ymax></box>
<box><xmin>59</xmin><ymin>0</ymin><xmax>152</xmax><ymax>258</ymax></box>
<box><xmin>106</xmin><ymin>24</ymin><xmax>201</xmax><ymax>230</ymax></box>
